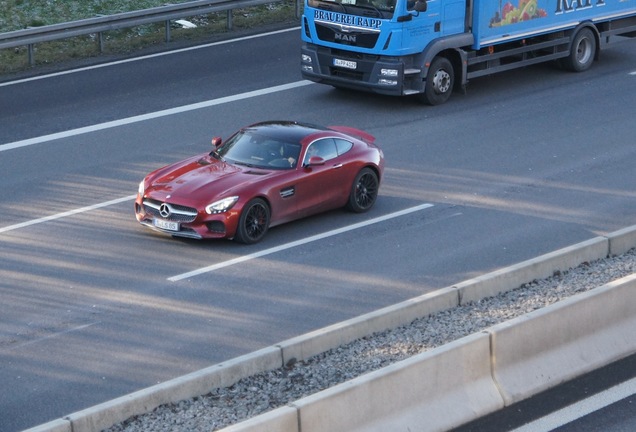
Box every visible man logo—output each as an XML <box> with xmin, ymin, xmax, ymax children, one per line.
<box><xmin>335</xmin><ymin>32</ymin><xmax>357</xmax><ymax>43</ymax></box>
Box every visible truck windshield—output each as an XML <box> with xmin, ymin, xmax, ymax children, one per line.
<box><xmin>307</xmin><ymin>0</ymin><xmax>395</xmax><ymax>18</ymax></box>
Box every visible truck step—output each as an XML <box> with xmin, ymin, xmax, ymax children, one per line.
<box><xmin>403</xmin><ymin>89</ymin><xmax>421</xmax><ymax>95</ymax></box>
<box><xmin>404</xmin><ymin>68</ymin><xmax>421</xmax><ymax>75</ymax></box>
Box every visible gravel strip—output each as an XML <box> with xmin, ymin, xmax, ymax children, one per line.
<box><xmin>106</xmin><ymin>248</ymin><xmax>636</xmax><ymax>432</ymax></box>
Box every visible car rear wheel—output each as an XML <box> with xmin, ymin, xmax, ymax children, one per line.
<box><xmin>235</xmin><ymin>198</ymin><xmax>270</xmax><ymax>244</ymax></box>
<box><xmin>347</xmin><ymin>167</ymin><xmax>379</xmax><ymax>213</ymax></box>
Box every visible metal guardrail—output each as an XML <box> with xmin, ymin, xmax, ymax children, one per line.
<box><xmin>0</xmin><ymin>0</ymin><xmax>302</xmax><ymax>66</ymax></box>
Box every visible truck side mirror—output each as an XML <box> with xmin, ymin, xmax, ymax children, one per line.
<box><xmin>415</xmin><ymin>0</ymin><xmax>427</xmax><ymax>12</ymax></box>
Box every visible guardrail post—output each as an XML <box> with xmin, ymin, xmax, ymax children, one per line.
<box><xmin>94</xmin><ymin>15</ymin><xmax>105</xmax><ymax>53</ymax></box>
<box><xmin>227</xmin><ymin>10</ymin><xmax>233</xmax><ymax>31</ymax></box>
<box><xmin>28</xmin><ymin>44</ymin><xmax>34</xmax><ymax>67</ymax></box>
<box><xmin>165</xmin><ymin>20</ymin><xmax>171</xmax><ymax>42</ymax></box>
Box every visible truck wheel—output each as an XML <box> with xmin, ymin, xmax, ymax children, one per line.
<box><xmin>563</xmin><ymin>28</ymin><xmax>596</xmax><ymax>72</ymax></box>
<box><xmin>421</xmin><ymin>57</ymin><xmax>454</xmax><ymax>105</ymax></box>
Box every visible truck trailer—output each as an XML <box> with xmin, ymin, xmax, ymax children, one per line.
<box><xmin>300</xmin><ymin>0</ymin><xmax>636</xmax><ymax>104</ymax></box>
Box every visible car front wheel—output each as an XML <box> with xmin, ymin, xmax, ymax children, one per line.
<box><xmin>235</xmin><ymin>198</ymin><xmax>270</xmax><ymax>244</ymax></box>
<box><xmin>347</xmin><ymin>167</ymin><xmax>379</xmax><ymax>213</ymax></box>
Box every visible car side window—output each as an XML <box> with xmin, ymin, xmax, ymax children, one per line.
<box><xmin>334</xmin><ymin>138</ymin><xmax>353</xmax><ymax>155</ymax></box>
<box><xmin>303</xmin><ymin>138</ymin><xmax>338</xmax><ymax>165</ymax></box>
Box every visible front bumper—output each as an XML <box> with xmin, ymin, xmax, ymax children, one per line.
<box><xmin>134</xmin><ymin>197</ymin><xmax>238</xmax><ymax>240</ymax></box>
<box><xmin>138</xmin><ymin>219</ymin><xmax>204</xmax><ymax>239</ymax></box>
<box><xmin>301</xmin><ymin>44</ymin><xmax>422</xmax><ymax>96</ymax></box>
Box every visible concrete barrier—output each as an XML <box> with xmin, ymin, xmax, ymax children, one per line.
<box><xmin>24</xmin><ymin>225</ymin><xmax>636</xmax><ymax>432</ymax></box>
<box><xmin>218</xmin><ymin>406</ymin><xmax>299</xmax><ymax>432</ymax></box>
<box><xmin>607</xmin><ymin>225</ymin><xmax>636</xmax><ymax>256</ymax></box>
<box><xmin>456</xmin><ymin>236</ymin><xmax>609</xmax><ymax>304</ymax></box>
<box><xmin>226</xmin><ymin>274</ymin><xmax>635</xmax><ymax>432</ymax></box>
<box><xmin>293</xmin><ymin>332</ymin><xmax>503</xmax><ymax>432</ymax></box>
<box><xmin>62</xmin><ymin>346</ymin><xmax>282</xmax><ymax>432</ymax></box>
<box><xmin>279</xmin><ymin>286</ymin><xmax>458</xmax><ymax>364</ymax></box>
<box><xmin>489</xmin><ymin>273</ymin><xmax>636</xmax><ymax>405</ymax></box>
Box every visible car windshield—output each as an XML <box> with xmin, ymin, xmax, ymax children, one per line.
<box><xmin>217</xmin><ymin>129</ymin><xmax>302</xmax><ymax>170</ymax></box>
<box><xmin>308</xmin><ymin>0</ymin><xmax>396</xmax><ymax>17</ymax></box>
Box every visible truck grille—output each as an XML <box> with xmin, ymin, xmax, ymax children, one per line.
<box><xmin>330</xmin><ymin>68</ymin><xmax>364</xmax><ymax>81</ymax></box>
<box><xmin>315</xmin><ymin>23</ymin><xmax>379</xmax><ymax>49</ymax></box>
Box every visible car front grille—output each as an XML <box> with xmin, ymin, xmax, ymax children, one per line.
<box><xmin>143</xmin><ymin>199</ymin><xmax>197</xmax><ymax>223</ymax></box>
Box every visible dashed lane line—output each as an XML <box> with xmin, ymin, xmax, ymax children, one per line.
<box><xmin>0</xmin><ymin>195</ymin><xmax>136</xmax><ymax>235</ymax></box>
<box><xmin>0</xmin><ymin>80</ymin><xmax>313</xmax><ymax>152</ymax></box>
<box><xmin>168</xmin><ymin>203</ymin><xmax>435</xmax><ymax>281</ymax></box>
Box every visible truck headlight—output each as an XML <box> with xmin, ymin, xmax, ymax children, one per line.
<box><xmin>302</xmin><ymin>54</ymin><xmax>312</xmax><ymax>63</ymax></box>
<box><xmin>381</xmin><ymin>68</ymin><xmax>398</xmax><ymax>77</ymax></box>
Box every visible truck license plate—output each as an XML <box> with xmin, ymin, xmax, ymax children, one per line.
<box><xmin>154</xmin><ymin>218</ymin><xmax>179</xmax><ymax>231</ymax></box>
<box><xmin>333</xmin><ymin>58</ymin><xmax>357</xmax><ymax>69</ymax></box>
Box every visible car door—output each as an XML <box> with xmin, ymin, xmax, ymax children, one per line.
<box><xmin>261</xmin><ymin>142</ymin><xmax>304</xmax><ymax>225</ymax></box>
<box><xmin>294</xmin><ymin>138</ymin><xmax>353</xmax><ymax>218</ymax></box>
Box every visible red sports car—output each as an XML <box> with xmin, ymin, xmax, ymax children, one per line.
<box><xmin>135</xmin><ymin>121</ymin><xmax>385</xmax><ymax>243</ymax></box>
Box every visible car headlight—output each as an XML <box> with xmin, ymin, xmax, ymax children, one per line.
<box><xmin>205</xmin><ymin>196</ymin><xmax>239</xmax><ymax>214</ymax></box>
<box><xmin>138</xmin><ymin>180</ymin><xmax>145</xmax><ymax>196</ymax></box>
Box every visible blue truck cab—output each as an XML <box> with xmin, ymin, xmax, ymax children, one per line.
<box><xmin>301</xmin><ymin>0</ymin><xmax>636</xmax><ymax>104</ymax></box>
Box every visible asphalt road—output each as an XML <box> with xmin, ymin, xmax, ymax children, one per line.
<box><xmin>1</xmin><ymin>28</ymin><xmax>635</xmax><ymax>431</ymax></box>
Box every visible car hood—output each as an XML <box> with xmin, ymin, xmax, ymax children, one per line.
<box><xmin>145</xmin><ymin>154</ymin><xmax>272</xmax><ymax>202</ymax></box>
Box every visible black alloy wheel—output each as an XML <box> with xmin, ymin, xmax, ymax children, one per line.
<box><xmin>235</xmin><ymin>198</ymin><xmax>270</xmax><ymax>244</ymax></box>
<box><xmin>347</xmin><ymin>167</ymin><xmax>379</xmax><ymax>213</ymax></box>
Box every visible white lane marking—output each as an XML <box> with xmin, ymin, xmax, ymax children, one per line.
<box><xmin>8</xmin><ymin>322</ymin><xmax>101</xmax><ymax>350</ymax></box>
<box><xmin>0</xmin><ymin>80</ymin><xmax>314</xmax><ymax>152</ymax></box>
<box><xmin>0</xmin><ymin>27</ymin><xmax>300</xmax><ymax>87</ymax></box>
<box><xmin>168</xmin><ymin>203</ymin><xmax>435</xmax><ymax>282</ymax></box>
<box><xmin>0</xmin><ymin>195</ymin><xmax>136</xmax><ymax>235</ymax></box>
<box><xmin>510</xmin><ymin>376</ymin><xmax>636</xmax><ymax>432</ymax></box>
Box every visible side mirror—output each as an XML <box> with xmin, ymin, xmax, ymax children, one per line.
<box><xmin>304</xmin><ymin>155</ymin><xmax>326</xmax><ymax>168</ymax></box>
<box><xmin>414</xmin><ymin>0</ymin><xmax>427</xmax><ymax>12</ymax></box>
<box><xmin>211</xmin><ymin>137</ymin><xmax>222</xmax><ymax>147</ymax></box>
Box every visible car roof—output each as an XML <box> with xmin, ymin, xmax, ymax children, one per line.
<box><xmin>245</xmin><ymin>121</ymin><xmax>328</xmax><ymax>143</ymax></box>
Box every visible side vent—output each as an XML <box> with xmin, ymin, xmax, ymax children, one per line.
<box><xmin>280</xmin><ymin>186</ymin><xmax>295</xmax><ymax>198</ymax></box>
